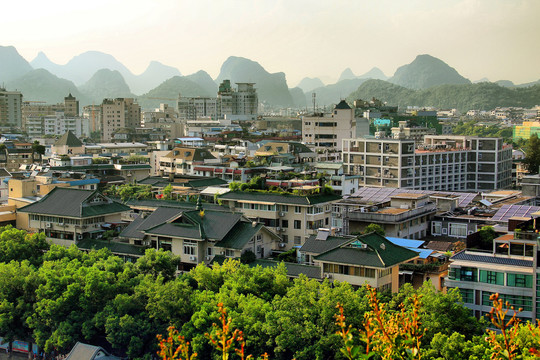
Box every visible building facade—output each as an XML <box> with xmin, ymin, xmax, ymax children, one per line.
<box><xmin>342</xmin><ymin>135</ymin><xmax>512</xmax><ymax>192</ymax></box>
<box><xmin>0</xmin><ymin>89</ymin><xmax>22</xmax><ymax>128</ymax></box>
<box><xmin>100</xmin><ymin>98</ymin><xmax>141</xmax><ymax>141</ymax></box>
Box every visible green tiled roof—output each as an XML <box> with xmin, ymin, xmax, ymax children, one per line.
<box><xmin>215</xmin><ymin>222</ymin><xmax>263</xmax><ymax>250</ymax></box>
<box><xmin>50</xmin><ymin>164</ymin><xmax>115</xmax><ymax>171</ymax></box>
<box><xmin>300</xmin><ymin>234</ymin><xmax>355</xmax><ymax>254</ymax></box>
<box><xmin>314</xmin><ymin>232</ymin><xmax>419</xmax><ymax>268</ymax></box>
<box><xmin>186</xmin><ymin>177</ymin><xmax>227</xmax><ymax>188</ymax></box>
<box><xmin>77</xmin><ymin>239</ymin><xmax>144</xmax><ymax>256</ymax></box>
<box><xmin>219</xmin><ymin>191</ymin><xmax>341</xmax><ymax>205</ymax></box>
<box><xmin>116</xmin><ymin>164</ymin><xmax>151</xmax><ymax>170</ymax></box>
<box><xmin>19</xmin><ymin>187</ymin><xmax>130</xmax><ymax>218</ymax></box>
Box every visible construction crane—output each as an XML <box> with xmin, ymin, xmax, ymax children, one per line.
<box><xmin>147</xmin><ymin>97</ymin><xmax>177</xmax><ymax>101</ymax></box>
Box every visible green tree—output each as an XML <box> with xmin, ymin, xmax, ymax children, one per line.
<box><xmin>523</xmin><ymin>134</ymin><xmax>540</xmax><ymax>174</ymax></box>
<box><xmin>32</xmin><ymin>141</ymin><xmax>46</xmax><ymax>156</ymax></box>
<box><xmin>135</xmin><ymin>248</ymin><xmax>181</xmax><ymax>281</ymax></box>
<box><xmin>478</xmin><ymin>226</ymin><xmax>497</xmax><ymax>249</ymax></box>
<box><xmin>0</xmin><ymin>225</ymin><xmax>49</xmax><ymax>267</ymax></box>
<box><xmin>364</xmin><ymin>223</ymin><xmax>385</xmax><ymax>236</ymax></box>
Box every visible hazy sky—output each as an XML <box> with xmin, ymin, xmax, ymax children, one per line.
<box><xmin>4</xmin><ymin>0</ymin><xmax>540</xmax><ymax>86</ymax></box>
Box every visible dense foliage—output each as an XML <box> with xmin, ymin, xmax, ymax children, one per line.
<box><xmin>346</xmin><ymin>79</ymin><xmax>540</xmax><ymax>113</ymax></box>
<box><xmin>451</xmin><ymin>120</ymin><xmax>513</xmax><ymax>142</ymax></box>
<box><xmin>0</xmin><ymin>226</ymin><xmax>538</xmax><ymax>359</ymax></box>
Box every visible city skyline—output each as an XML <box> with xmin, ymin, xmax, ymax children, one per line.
<box><xmin>4</xmin><ymin>0</ymin><xmax>540</xmax><ymax>86</ymax></box>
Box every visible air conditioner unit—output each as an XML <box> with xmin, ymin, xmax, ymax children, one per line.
<box><xmin>278</xmin><ymin>243</ymin><xmax>286</xmax><ymax>248</ymax></box>
<box><xmin>58</xmin><ymin>222</ymin><xmax>64</xmax><ymax>226</ymax></box>
<box><xmin>335</xmin><ymin>213</ymin><xmax>341</xmax><ymax>218</ymax></box>
<box><xmin>206</xmin><ymin>256</ymin><xmax>211</xmax><ymax>261</ymax></box>
<box><xmin>189</xmin><ymin>256</ymin><xmax>196</xmax><ymax>261</ymax></box>
<box><xmin>279</xmin><ymin>212</ymin><xmax>285</xmax><ymax>217</ymax></box>
<box><xmin>77</xmin><ymin>234</ymin><xmax>83</xmax><ymax>240</ymax></box>
<box><xmin>323</xmin><ymin>273</ymin><xmax>332</xmax><ymax>279</ymax></box>
<box><xmin>276</xmin><ymin>227</ymin><xmax>281</xmax><ymax>231</ymax></box>
<box><xmin>45</xmin><ymin>223</ymin><xmax>52</xmax><ymax>228</ymax></box>
<box><xmin>220</xmin><ymin>251</ymin><xmax>225</xmax><ymax>255</ymax></box>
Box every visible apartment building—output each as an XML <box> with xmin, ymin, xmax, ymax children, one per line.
<box><xmin>177</xmin><ymin>96</ymin><xmax>218</xmax><ymax>120</ymax></box>
<box><xmin>446</xmin><ymin>220</ymin><xmax>539</xmax><ymax>321</ymax></box>
<box><xmin>18</xmin><ymin>187</ymin><xmax>131</xmax><ymax>247</ymax></box>
<box><xmin>100</xmin><ymin>98</ymin><xmax>141</xmax><ymax>141</ymax></box>
<box><xmin>342</xmin><ymin>135</ymin><xmax>512</xmax><ymax>192</ymax></box>
<box><xmin>218</xmin><ymin>191</ymin><xmax>341</xmax><ymax>250</ymax></box>
<box><xmin>302</xmin><ymin>100</ymin><xmax>359</xmax><ymax>160</ymax></box>
<box><xmin>0</xmin><ymin>89</ymin><xmax>22</xmax><ymax>128</ymax></box>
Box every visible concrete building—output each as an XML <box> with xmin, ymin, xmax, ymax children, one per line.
<box><xmin>217</xmin><ymin>80</ymin><xmax>258</xmax><ymax>121</ymax></box>
<box><xmin>342</xmin><ymin>135</ymin><xmax>512</xmax><ymax>192</ymax></box>
<box><xmin>100</xmin><ymin>98</ymin><xmax>141</xmax><ymax>141</ymax></box>
<box><xmin>446</xmin><ymin>219</ymin><xmax>540</xmax><ymax>321</ymax></box>
<box><xmin>302</xmin><ymin>100</ymin><xmax>361</xmax><ymax>161</ymax></box>
<box><xmin>177</xmin><ymin>96</ymin><xmax>218</xmax><ymax>120</ymax></box>
<box><xmin>218</xmin><ymin>191</ymin><xmax>341</xmax><ymax>250</ymax></box>
<box><xmin>0</xmin><ymin>89</ymin><xmax>22</xmax><ymax>128</ymax></box>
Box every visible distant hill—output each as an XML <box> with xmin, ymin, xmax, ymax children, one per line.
<box><xmin>0</xmin><ymin>46</ymin><xmax>33</xmax><ymax>83</ymax></box>
<box><xmin>296</xmin><ymin>77</ymin><xmax>325</xmax><ymax>93</ymax></box>
<box><xmin>389</xmin><ymin>54</ymin><xmax>470</xmax><ymax>89</ymax></box>
<box><xmin>289</xmin><ymin>87</ymin><xmax>307</xmax><ymax>108</ymax></box>
<box><xmin>79</xmin><ymin>69</ymin><xmax>135</xmax><ymax>103</ymax></box>
<box><xmin>338</xmin><ymin>67</ymin><xmax>387</xmax><ymax>82</ymax></box>
<box><xmin>309</xmin><ymin>78</ymin><xmax>368</xmax><ymax>106</ymax></box>
<box><xmin>216</xmin><ymin>56</ymin><xmax>294</xmax><ymax>106</ymax></box>
<box><xmin>29</xmin><ymin>51</ymin><xmax>182</xmax><ymax>95</ymax></box>
<box><xmin>128</xmin><ymin>61</ymin><xmax>182</xmax><ymax>95</ymax></box>
<box><xmin>6</xmin><ymin>69</ymin><xmax>87</xmax><ymax>104</ymax></box>
<box><xmin>137</xmin><ymin>76</ymin><xmax>212</xmax><ymax>109</ymax></box>
<box><xmin>346</xmin><ymin>79</ymin><xmax>540</xmax><ymax>112</ymax></box>
<box><xmin>495</xmin><ymin>80</ymin><xmax>515</xmax><ymax>88</ymax></box>
<box><xmin>185</xmin><ymin>70</ymin><xmax>218</xmax><ymax>96</ymax></box>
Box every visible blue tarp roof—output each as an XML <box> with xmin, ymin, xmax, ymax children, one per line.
<box><xmin>386</xmin><ymin>237</ymin><xmax>425</xmax><ymax>248</ymax></box>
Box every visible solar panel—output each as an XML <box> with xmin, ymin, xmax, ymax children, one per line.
<box><xmin>491</xmin><ymin>205</ymin><xmax>540</xmax><ymax>222</ymax></box>
<box><xmin>350</xmin><ymin>187</ymin><xmax>478</xmax><ymax>207</ymax></box>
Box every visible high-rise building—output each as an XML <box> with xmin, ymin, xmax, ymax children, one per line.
<box><xmin>63</xmin><ymin>93</ymin><xmax>79</xmax><ymax>117</ymax></box>
<box><xmin>0</xmin><ymin>88</ymin><xmax>23</xmax><ymax>128</ymax></box>
<box><xmin>100</xmin><ymin>98</ymin><xmax>141</xmax><ymax>141</ymax></box>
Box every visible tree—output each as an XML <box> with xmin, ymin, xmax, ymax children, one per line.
<box><xmin>478</xmin><ymin>226</ymin><xmax>497</xmax><ymax>249</ymax></box>
<box><xmin>135</xmin><ymin>249</ymin><xmax>181</xmax><ymax>281</ymax></box>
<box><xmin>523</xmin><ymin>134</ymin><xmax>540</xmax><ymax>174</ymax></box>
<box><xmin>365</xmin><ymin>223</ymin><xmax>385</xmax><ymax>236</ymax></box>
<box><xmin>0</xmin><ymin>225</ymin><xmax>49</xmax><ymax>267</ymax></box>
<box><xmin>32</xmin><ymin>141</ymin><xmax>46</xmax><ymax>156</ymax></box>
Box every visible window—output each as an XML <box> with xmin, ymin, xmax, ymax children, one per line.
<box><xmin>281</xmin><ymin>205</ymin><xmax>288</xmax><ymax>212</ymax></box>
<box><xmin>449</xmin><ymin>266</ymin><xmax>477</xmax><ymax>281</ymax></box>
<box><xmin>479</xmin><ymin>270</ymin><xmax>504</xmax><ymax>285</ymax></box>
<box><xmin>294</xmin><ymin>220</ymin><xmax>302</xmax><ymax>229</ymax></box>
<box><xmin>294</xmin><ymin>236</ymin><xmax>301</xmax><ymax>245</ymax></box>
<box><xmin>282</xmin><ymin>235</ymin><xmax>288</xmax><ymax>243</ymax></box>
<box><xmin>207</xmin><ymin>247</ymin><xmax>213</xmax><ymax>256</ymax></box>
<box><xmin>281</xmin><ymin>220</ymin><xmax>288</xmax><ymax>228</ymax></box>
<box><xmin>458</xmin><ymin>288</ymin><xmax>474</xmax><ymax>304</ymax></box>
<box><xmin>449</xmin><ymin>223</ymin><xmax>467</xmax><ymax>237</ymax></box>
<box><xmin>183</xmin><ymin>240</ymin><xmax>197</xmax><ymax>255</ymax></box>
<box><xmin>225</xmin><ymin>249</ymin><xmax>235</xmax><ymax>257</ymax></box>
<box><xmin>294</xmin><ymin>206</ymin><xmax>301</xmax><ymax>214</ymax></box>
<box><xmin>507</xmin><ymin>273</ymin><xmax>532</xmax><ymax>288</ymax></box>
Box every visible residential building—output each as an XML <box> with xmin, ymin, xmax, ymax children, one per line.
<box><xmin>254</xmin><ymin>141</ymin><xmax>316</xmax><ymax>166</ymax></box>
<box><xmin>0</xmin><ymin>141</ymin><xmax>42</xmax><ymax>173</ymax></box>
<box><xmin>51</xmin><ymin>131</ymin><xmax>85</xmax><ymax>156</ymax></box>
<box><xmin>177</xmin><ymin>96</ymin><xmax>218</xmax><ymax>120</ymax></box>
<box><xmin>391</xmin><ymin>120</ymin><xmax>436</xmax><ymax>141</ymax></box>
<box><xmin>218</xmin><ymin>191</ymin><xmax>341</xmax><ymax>250</ymax></box>
<box><xmin>217</xmin><ymin>80</ymin><xmax>258</xmax><ymax>121</ymax></box>
<box><xmin>159</xmin><ymin>147</ymin><xmax>218</xmax><ymax>176</ymax></box>
<box><xmin>446</xmin><ymin>218</ymin><xmax>539</xmax><ymax>321</ymax></box>
<box><xmin>100</xmin><ymin>98</ymin><xmax>141</xmax><ymax>141</ymax></box>
<box><xmin>299</xmin><ymin>230</ymin><xmax>418</xmax><ymax>292</ymax></box>
<box><xmin>19</xmin><ymin>187</ymin><xmax>131</xmax><ymax>247</ymax></box>
<box><xmin>302</xmin><ymin>100</ymin><xmax>359</xmax><ymax>160</ymax></box>
<box><xmin>119</xmin><ymin>201</ymin><xmax>281</xmax><ymax>271</ymax></box>
<box><xmin>0</xmin><ymin>88</ymin><xmax>22</xmax><ymax>128</ymax></box>
<box><xmin>82</xmin><ymin>104</ymin><xmax>101</xmax><ymax>133</ymax></box>
<box><xmin>342</xmin><ymin>135</ymin><xmax>512</xmax><ymax>192</ymax></box>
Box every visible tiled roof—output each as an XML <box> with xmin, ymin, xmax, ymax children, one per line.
<box><xmin>77</xmin><ymin>239</ymin><xmax>144</xmax><ymax>256</ymax></box>
<box><xmin>18</xmin><ymin>188</ymin><xmax>130</xmax><ymax>218</ymax></box>
<box><xmin>451</xmin><ymin>251</ymin><xmax>533</xmax><ymax>267</ymax></box>
<box><xmin>219</xmin><ymin>191</ymin><xmax>341</xmax><ymax>205</ymax></box>
<box><xmin>300</xmin><ymin>234</ymin><xmax>355</xmax><ymax>254</ymax></box>
<box><xmin>335</xmin><ymin>100</ymin><xmax>351</xmax><ymax>109</ymax></box>
<box><xmin>215</xmin><ymin>222</ymin><xmax>263</xmax><ymax>250</ymax></box>
<box><xmin>314</xmin><ymin>232</ymin><xmax>419</xmax><ymax>268</ymax></box>
<box><xmin>123</xmin><ymin>198</ymin><xmax>229</xmax><ymax>212</ymax></box>
<box><xmin>120</xmin><ymin>207</ymin><xmax>184</xmax><ymax>240</ymax></box>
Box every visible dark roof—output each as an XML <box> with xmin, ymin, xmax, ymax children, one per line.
<box><xmin>18</xmin><ymin>188</ymin><xmax>130</xmax><ymax>218</ymax></box>
<box><xmin>451</xmin><ymin>251</ymin><xmax>533</xmax><ymax>267</ymax></box>
<box><xmin>335</xmin><ymin>100</ymin><xmax>351</xmax><ymax>110</ymax></box>
<box><xmin>54</xmin><ymin>131</ymin><xmax>83</xmax><ymax>147</ymax></box>
<box><xmin>186</xmin><ymin>177</ymin><xmax>228</xmax><ymax>188</ymax></box>
<box><xmin>66</xmin><ymin>342</ymin><xmax>121</xmax><ymax>360</ymax></box>
<box><xmin>251</xmin><ymin>259</ymin><xmax>322</xmax><ymax>279</ymax></box>
<box><xmin>425</xmin><ymin>241</ymin><xmax>454</xmax><ymax>252</ymax></box>
<box><xmin>145</xmin><ymin>210</ymin><xmax>242</xmax><ymax>241</ymax></box>
<box><xmin>215</xmin><ymin>222</ymin><xmax>263</xmax><ymax>250</ymax></box>
<box><xmin>119</xmin><ymin>207</ymin><xmax>184</xmax><ymax>240</ymax></box>
<box><xmin>219</xmin><ymin>191</ymin><xmax>341</xmax><ymax>205</ymax></box>
<box><xmin>124</xmin><ymin>198</ymin><xmax>229</xmax><ymax>212</ymax></box>
<box><xmin>77</xmin><ymin>239</ymin><xmax>144</xmax><ymax>256</ymax></box>
<box><xmin>300</xmin><ymin>234</ymin><xmax>355</xmax><ymax>254</ymax></box>
<box><xmin>0</xmin><ymin>168</ymin><xmax>11</xmax><ymax>177</ymax></box>
<box><xmin>314</xmin><ymin>232</ymin><xmax>419</xmax><ymax>268</ymax></box>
